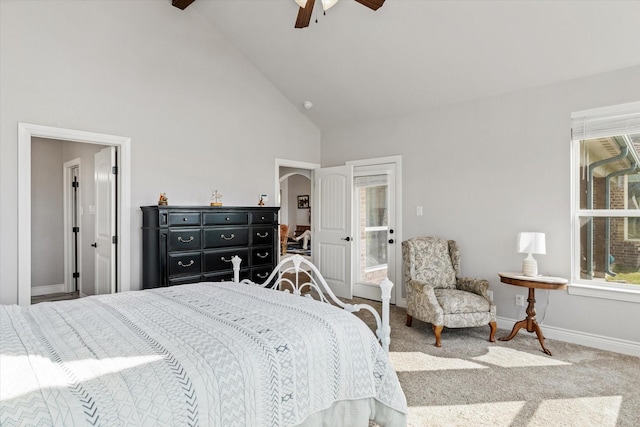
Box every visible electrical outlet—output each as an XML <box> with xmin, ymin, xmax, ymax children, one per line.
<box><xmin>486</xmin><ymin>290</ymin><xmax>493</xmax><ymax>301</ymax></box>
<box><xmin>515</xmin><ymin>294</ymin><xmax>525</xmax><ymax>306</ymax></box>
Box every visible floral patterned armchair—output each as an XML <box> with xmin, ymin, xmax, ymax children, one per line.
<box><xmin>402</xmin><ymin>237</ymin><xmax>496</xmax><ymax>347</ymax></box>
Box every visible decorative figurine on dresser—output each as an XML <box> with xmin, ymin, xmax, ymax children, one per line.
<box><xmin>141</xmin><ymin>206</ymin><xmax>279</xmax><ymax>288</ymax></box>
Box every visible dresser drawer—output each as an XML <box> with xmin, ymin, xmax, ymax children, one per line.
<box><xmin>251</xmin><ymin>247</ymin><xmax>274</xmax><ymax>266</ymax></box>
<box><xmin>252</xmin><ymin>226</ymin><xmax>274</xmax><ymax>245</ymax></box>
<box><xmin>168</xmin><ymin>228</ymin><xmax>201</xmax><ymax>251</ymax></box>
<box><xmin>203</xmin><ymin>212</ymin><xmax>248</xmax><ymax>226</ymax></box>
<box><xmin>168</xmin><ymin>275</ymin><xmax>202</xmax><ymax>286</ymax></box>
<box><xmin>251</xmin><ymin>211</ymin><xmax>276</xmax><ymax>224</ymax></box>
<box><xmin>251</xmin><ymin>266</ymin><xmax>273</xmax><ymax>283</ymax></box>
<box><xmin>168</xmin><ymin>212</ymin><xmax>201</xmax><ymax>226</ymax></box>
<box><xmin>203</xmin><ymin>269</ymin><xmax>250</xmax><ymax>283</ymax></box>
<box><xmin>203</xmin><ymin>227</ymin><xmax>249</xmax><ymax>248</ymax></box>
<box><xmin>204</xmin><ymin>248</ymin><xmax>249</xmax><ymax>272</ymax></box>
<box><xmin>168</xmin><ymin>252</ymin><xmax>201</xmax><ymax>276</ymax></box>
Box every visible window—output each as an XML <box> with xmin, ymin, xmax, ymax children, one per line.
<box><xmin>355</xmin><ymin>174</ymin><xmax>389</xmax><ymax>285</ymax></box>
<box><xmin>571</xmin><ymin>102</ymin><xmax>640</xmax><ymax>302</ymax></box>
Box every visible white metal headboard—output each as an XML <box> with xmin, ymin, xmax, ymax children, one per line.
<box><xmin>231</xmin><ymin>254</ymin><xmax>393</xmax><ymax>352</ymax></box>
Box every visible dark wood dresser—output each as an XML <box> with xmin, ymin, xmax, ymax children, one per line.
<box><xmin>141</xmin><ymin>206</ymin><xmax>279</xmax><ymax>289</ymax></box>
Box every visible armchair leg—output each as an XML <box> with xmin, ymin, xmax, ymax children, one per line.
<box><xmin>406</xmin><ymin>314</ymin><xmax>413</xmax><ymax>327</ymax></box>
<box><xmin>432</xmin><ymin>324</ymin><xmax>443</xmax><ymax>347</ymax></box>
<box><xmin>489</xmin><ymin>321</ymin><xmax>497</xmax><ymax>343</ymax></box>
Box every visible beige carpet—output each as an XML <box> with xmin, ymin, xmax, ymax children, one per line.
<box><xmin>353</xmin><ymin>299</ymin><xmax>640</xmax><ymax>427</ymax></box>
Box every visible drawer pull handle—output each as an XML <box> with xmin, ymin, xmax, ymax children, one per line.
<box><xmin>183</xmin><ymin>217</ymin><xmax>189</xmax><ymax>221</ymax></box>
<box><xmin>257</xmin><ymin>272</ymin><xmax>269</xmax><ymax>279</ymax></box>
<box><xmin>178</xmin><ymin>260</ymin><xmax>195</xmax><ymax>268</ymax></box>
<box><xmin>257</xmin><ymin>252</ymin><xmax>269</xmax><ymax>259</ymax></box>
<box><xmin>221</xmin><ymin>233</ymin><xmax>235</xmax><ymax>241</ymax></box>
<box><xmin>226</xmin><ymin>217</ymin><xmax>230</xmax><ymax>221</ymax></box>
<box><xmin>261</xmin><ymin>216</ymin><xmax>265</xmax><ymax>220</ymax></box>
<box><xmin>178</xmin><ymin>236</ymin><xmax>194</xmax><ymax>243</ymax></box>
<box><xmin>221</xmin><ymin>256</ymin><xmax>233</xmax><ymax>263</ymax></box>
<box><xmin>256</xmin><ymin>232</ymin><xmax>269</xmax><ymax>238</ymax></box>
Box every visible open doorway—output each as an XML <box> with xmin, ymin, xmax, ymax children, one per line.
<box><xmin>17</xmin><ymin>123</ymin><xmax>131</xmax><ymax>306</ymax></box>
<box><xmin>30</xmin><ymin>138</ymin><xmax>116</xmax><ymax>302</ymax></box>
<box><xmin>276</xmin><ymin>159</ymin><xmax>319</xmax><ymax>262</ymax></box>
<box><xmin>280</xmin><ymin>169</ymin><xmax>312</xmax><ymax>258</ymax></box>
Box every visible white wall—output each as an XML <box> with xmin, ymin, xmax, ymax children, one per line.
<box><xmin>322</xmin><ymin>65</ymin><xmax>640</xmax><ymax>345</ymax></box>
<box><xmin>0</xmin><ymin>0</ymin><xmax>320</xmax><ymax>304</ymax></box>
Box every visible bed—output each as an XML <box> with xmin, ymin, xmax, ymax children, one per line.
<box><xmin>0</xmin><ymin>255</ymin><xmax>407</xmax><ymax>426</ymax></box>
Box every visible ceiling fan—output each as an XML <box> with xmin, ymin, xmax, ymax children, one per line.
<box><xmin>294</xmin><ymin>0</ymin><xmax>385</xmax><ymax>29</ymax></box>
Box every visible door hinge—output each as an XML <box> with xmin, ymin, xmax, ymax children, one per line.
<box><xmin>112</xmin><ymin>235</ymin><xmax>118</xmax><ymax>244</ymax></box>
<box><xmin>72</xmin><ymin>226</ymin><xmax>80</xmax><ymax>233</ymax></box>
<box><xmin>112</xmin><ymin>166</ymin><xmax>118</xmax><ymax>175</ymax></box>
<box><xmin>72</xmin><ymin>181</ymin><xmax>79</xmax><ymax>188</ymax></box>
<box><xmin>73</xmin><ymin>272</ymin><xmax>80</xmax><ymax>278</ymax></box>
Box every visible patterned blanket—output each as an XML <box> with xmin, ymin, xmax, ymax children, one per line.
<box><xmin>1</xmin><ymin>282</ymin><xmax>407</xmax><ymax>426</ymax></box>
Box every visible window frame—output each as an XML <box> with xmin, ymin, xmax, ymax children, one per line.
<box><xmin>570</xmin><ymin>102</ymin><xmax>640</xmax><ymax>303</ymax></box>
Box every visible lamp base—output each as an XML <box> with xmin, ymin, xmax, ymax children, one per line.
<box><xmin>522</xmin><ymin>257</ymin><xmax>538</xmax><ymax>277</ymax></box>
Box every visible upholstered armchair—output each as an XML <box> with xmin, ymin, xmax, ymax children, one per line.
<box><xmin>402</xmin><ymin>237</ymin><xmax>496</xmax><ymax>347</ymax></box>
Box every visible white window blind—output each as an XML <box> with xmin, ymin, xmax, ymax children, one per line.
<box><xmin>572</xmin><ymin>103</ymin><xmax>640</xmax><ymax>140</ymax></box>
<box><xmin>355</xmin><ymin>174</ymin><xmax>388</xmax><ymax>188</ymax></box>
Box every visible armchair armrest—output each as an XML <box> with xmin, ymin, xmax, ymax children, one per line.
<box><xmin>456</xmin><ymin>277</ymin><xmax>491</xmax><ymax>299</ymax></box>
<box><xmin>407</xmin><ymin>279</ymin><xmax>441</xmax><ymax>307</ymax></box>
<box><xmin>407</xmin><ymin>279</ymin><xmax>444</xmax><ymax>325</ymax></box>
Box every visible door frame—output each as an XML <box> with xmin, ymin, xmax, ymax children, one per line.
<box><xmin>347</xmin><ymin>156</ymin><xmax>403</xmax><ymax>306</ymax></box>
<box><xmin>63</xmin><ymin>158</ymin><xmax>82</xmax><ymax>295</ymax></box>
<box><xmin>17</xmin><ymin>123</ymin><xmax>131</xmax><ymax>305</ymax></box>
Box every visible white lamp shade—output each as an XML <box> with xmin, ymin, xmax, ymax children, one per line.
<box><xmin>322</xmin><ymin>0</ymin><xmax>339</xmax><ymax>10</ymax></box>
<box><xmin>517</xmin><ymin>232</ymin><xmax>546</xmax><ymax>255</ymax></box>
<box><xmin>294</xmin><ymin>0</ymin><xmax>339</xmax><ymax>10</ymax></box>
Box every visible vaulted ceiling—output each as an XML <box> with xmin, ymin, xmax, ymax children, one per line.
<box><xmin>176</xmin><ymin>1</ymin><xmax>640</xmax><ymax>131</ymax></box>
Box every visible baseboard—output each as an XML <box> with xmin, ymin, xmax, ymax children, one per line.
<box><xmin>497</xmin><ymin>317</ymin><xmax>640</xmax><ymax>357</ymax></box>
<box><xmin>31</xmin><ymin>283</ymin><xmax>66</xmax><ymax>296</ymax></box>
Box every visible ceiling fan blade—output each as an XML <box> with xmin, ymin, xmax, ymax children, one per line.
<box><xmin>354</xmin><ymin>0</ymin><xmax>385</xmax><ymax>11</ymax></box>
<box><xmin>172</xmin><ymin>0</ymin><xmax>196</xmax><ymax>10</ymax></box>
<box><xmin>295</xmin><ymin>0</ymin><xmax>315</xmax><ymax>28</ymax></box>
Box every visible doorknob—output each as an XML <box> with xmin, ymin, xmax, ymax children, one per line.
<box><xmin>341</xmin><ymin>236</ymin><xmax>352</xmax><ymax>242</ymax></box>
<box><xmin>91</xmin><ymin>242</ymin><xmax>97</xmax><ymax>248</ymax></box>
<box><xmin>388</xmin><ymin>239</ymin><xmax>395</xmax><ymax>244</ymax></box>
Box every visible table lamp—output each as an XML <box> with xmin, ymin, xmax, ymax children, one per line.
<box><xmin>517</xmin><ymin>232</ymin><xmax>546</xmax><ymax>277</ymax></box>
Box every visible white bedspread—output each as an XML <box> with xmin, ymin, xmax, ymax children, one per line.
<box><xmin>1</xmin><ymin>282</ymin><xmax>407</xmax><ymax>426</ymax></box>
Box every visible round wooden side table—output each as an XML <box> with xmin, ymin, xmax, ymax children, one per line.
<box><xmin>498</xmin><ymin>272</ymin><xmax>568</xmax><ymax>356</ymax></box>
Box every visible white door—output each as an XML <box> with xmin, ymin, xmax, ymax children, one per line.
<box><xmin>94</xmin><ymin>147</ymin><xmax>116</xmax><ymax>295</ymax></box>
<box><xmin>312</xmin><ymin>165</ymin><xmax>354</xmax><ymax>299</ymax></box>
<box><xmin>352</xmin><ymin>167</ymin><xmax>397</xmax><ymax>303</ymax></box>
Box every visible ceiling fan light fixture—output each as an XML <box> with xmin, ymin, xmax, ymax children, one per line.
<box><xmin>294</xmin><ymin>0</ymin><xmax>339</xmax><ymax>11</ymax></box>
<box><xmin>321</xmin><ymin>0</ymin><xmax>339</xmax><ymax>11</ymax></box>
